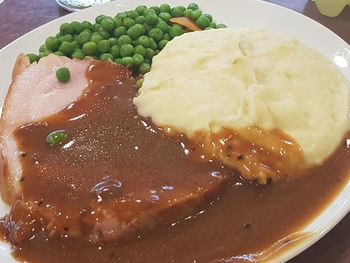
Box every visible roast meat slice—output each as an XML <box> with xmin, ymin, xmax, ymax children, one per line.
<box><xmin>0</xmin><ymin>54</ymin><xmax>91</xmax><ymax>204</ymax></box>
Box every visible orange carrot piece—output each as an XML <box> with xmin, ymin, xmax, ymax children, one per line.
<box><xmin>169</xmin><ymin>17</ymin><xmax>202</xmax><ymax>31</ymax></box>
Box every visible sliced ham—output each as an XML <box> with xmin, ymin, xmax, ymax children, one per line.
<box><xmin>0</xmin><ymin>54</ymin><xmax>91</xmax><ymax>204</ymax></box>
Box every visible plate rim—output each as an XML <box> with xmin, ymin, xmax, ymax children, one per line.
<box><xmin>0</xmin><ymin>1</ymin><xmax>350</xmax><ymax>262</ymax></box>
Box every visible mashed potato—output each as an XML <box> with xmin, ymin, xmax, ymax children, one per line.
<box><xmin>134</xmin><ymin>28</ymin><xmax>350</xmax><ymax>168</ymax></box>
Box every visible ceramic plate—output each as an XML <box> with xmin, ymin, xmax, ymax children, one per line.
<box><xmin>0</xmin><ymin>0</ymin><xmax>350</xmax><ymax>262</ymax></box>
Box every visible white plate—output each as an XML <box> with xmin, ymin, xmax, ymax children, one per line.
<box><xmin>0</xmin><ymin>0</ymin><xmax>350</xmax><ymax>262</ymax></box>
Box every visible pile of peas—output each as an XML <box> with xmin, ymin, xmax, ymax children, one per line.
<box><xmin>27</xmin><ymin>3</ymin><xmax>226</xmax><ymax>74</ymax></box>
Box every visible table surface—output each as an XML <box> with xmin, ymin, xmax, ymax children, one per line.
<box><xmin>0</xmin><ymin>0</ymin><xmax>349</xmax><ymax>262</ymax></box>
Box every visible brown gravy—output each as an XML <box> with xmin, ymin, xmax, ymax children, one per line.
<box><xmin>1</xmin><ymin>61</ymin><xmax>350</xmax><ymax>263</ymax></box>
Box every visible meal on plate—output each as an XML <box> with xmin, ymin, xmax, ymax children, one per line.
<box><xmin>0</xmin><ymin>3</ymin><xmax>350</xmax><ymax>263</ymax></box>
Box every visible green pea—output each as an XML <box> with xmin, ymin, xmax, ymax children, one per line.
<box><xmin>45</xmin><ymin>36</ymin><xmax>60</xmax><ymax>51</ymax></box>
<box><xmin>71</xmin><ymin>21</ymin><xmax>83</xmax><ymax>34</ymax></box>
<box><xmin>39</xmin><ymin>51</ymin><xmax>51</xmax><ymax>58</ymax></box>
<box><xmin>91</xmin><ymin>34</ymin><xmax>103</xmax><ymax>44</ymax></box>
<box><xmin>77</xmin><ymin>31</ymin><xmax>91</xmax><ymax>45</ymax></box>
<box><xmin>156</xmin><ymin>21</ymin><xmax>169</xmax><ymax>33</ymax></box>
<box><xmin>121</xmin><ymin>56</ymin><xmax>134</xmax><ymax>66</ymax></box>
<box><xmin>58</xmin><ymin>41</ymin><xmax>74</xmax><ymax>55</ymax></box>
<box><xmin>127</xmin><ymin>25</ymin><xmax>142</xmax><ymax>40</ymax></box>
<box><xmin>145</xmin><ymin>13</ymin><xmax>158</xmax><ymax>26</ymax></box>
<box><xmin>149</xmin><ymin>38</ymin><xmax>157</xmax><ymax>50</ymax></box>
<box><xmin>143</xmin><ymin>23</ymin><xmax>153</xmax><ymax>33</ymax></box>
<box><xmin>97</xmin><ymin>39</ymin><xmax>110</xmax><ymax>53</ymax></box>
<box><xmin>196</xmin><ymin>15</ymin><xmax>210</xmax><ymax>29</ymax></box>
<box><xmin>135</xmin><ymin>15</ymin><xmax>146</xmax><ymax>24</ymax></box>
<box><xmin>120</xmin><ymin>44</ymin><xmax>134</xmax><ymax>57</ymax></box>
<box><xmin>217</xmin><ymin>23</ymin><xmax>227</xmax><ymax>28</ymax></box>
<box><xmin>118</xmin><ymin>35</ymin><xmax>132</xmax><ymax>45</ymax></box>
<box><xmin>169</xmin><ymin>25</ymin><xmax>185</xmax><ymax>38</ymax></box>
<box><xmin>27</xmin><ymin>53</ymin><xmax>39</xmax><ymax>63</ymax></box>
<box><xmin>145</xmin><ymin>48</ymin><xmax>156</xmax><ymax>60</ymax></box>
<box><xmin>39</xmin><ymin>44</ymin><xmax>47</xmax><ymax>52</ymax></box>
<box><xmin>127</xmin><ymin>10</ymin><xmax>139</xmax><ymax>19</ymax></box>
<box><xmin>159</xmin><ymin>12</ymin><xmax>171</xmax><ymax>22</ymax></box>
<box><xmin>191</xmin><ymin>9</ymin><xmax>202</xmax><ymax>21</ymax></box>
<box><xmin>115</xmin><ymin>57</ymin><xmax>123</xmax><ymax>64</ymax></box>
<box><xmin>144</xmin><ymin>58</ymin><xmax>151</xmax><ymax>64</ymax></box>
<box><xmin>54</xmin><ymin>51</ymin><xmax>64</xmax><ymax>56</ymax></box>
<box><xmin>82</xmin><ymin>42</ymin><xmax>97</xmax><ymax>56</ymax></box>
<box><xmin>60</xmin><ymin>23</ymin><xmax>74</xmax><ymax>35</ymax></box>
<box><xmin>56</xmin><ymin>68</ymin><xmax>70</xmax><ymax>83</ymax></box>
<box><xmin>125</xmin><ymin>16</ymin><xmax>136</xmax><ymax>23</ymax></box>
<box><xmin>184</xmin><ymin>9</ymin><xmax>193</xmax><ymax>19</ymax></box>
<box><xmin>56</xmin><ymin>32</ymin><xmax>62</xmax><ymax>38</ymax></box>
<box><xmin>71</xmin><ymin>40</ymin><xmax>79</xmax><ymax>49</ymax></box>
<box><xmin>209</xmin><ymin>21</ymin><xmax>217</xmax><ymax>28</ymax></box>
<box><xmin>171</xmin><ymin>7</ymin><xmax>184</xmax><ymax>17</ymax></box>
<box><xmin>139</xmin><ymin>63</ymin><xmax>151</xmax><ymax>74</ymax></box>
<box><xmin>83</xmin><ymin>28</ymin><xmax>92</xmax><ymax>34</ymax></box>
<box><xmin>178</xmin><ymin>6</ymin><xmax>186</xmax><ymax>12</ymax></box>
<box><xmin>46</xmin><ymin>130</ymin><xmax>67</xmax><ymax>146</ymax></box>
<box><xmin>93</xmin><ymin>23</ymin><xmax>102</xmax><ymax>32</ymax></box>
<box><xmin>110</xmin><ymin>45</ymin><xmax>120</xmax><ymax>57</ymax></box>
<box><xmin>134</xmin><ymin>23</ymin><xmax>146</xmax><ymax>35</ymax></box>
<box><xmin>95</xmin><ymin>14</ymin><xmax>106</xmax><ymax>24</ymax></box>
<box><xmin>204</xmin><ymin>13</ymin><xmax>213</xmax><ymax>23</ymax></box>
<box><xmin>113</xmin><ymin>17</ymin><xmax>123</xmax><ymax>27</ymax></box>
<box><xmin>59</xmin><ymin>34</ymin><xmax>73</xmax><ymax>43</ymax></box>
<box><xmin>150</xmin><ymin>6</ymin><xmax>161</xmax><ymax>15</ymax></box>
<box><xmin>135</xmin><ymin>78</ymin><xmax>144</xmax><ymax>89</ymax></box>
<box><xmin>100</xmin><ymin>17</ymin><xmax>114</xmax><ymax>32</ymax></box>
<box><xmin>149</xmin><ymin>28</ymin><xmax>163</xmax><ymax>42</ymax></box>
<box><xmin>134</xmin><ymin>45</ymin><xmax>146</xmax><ymax>56</ymax></box>
<box><xmin>98</xmin><ymin>29</ymin><xmax>111</xmax><ymax>39</ymax></box>
<box><xmin>136</xmin><ymin>78</ymin><xmax>144</xmax><ymax>89</ymax></box>
<box><xmin>123</xmin><ymin>18</ymin><xmax>136</xmax><ymax>28</ymax></box>
<box><xmin>108</xmin><ymin>37</ymin><xmax>118</xmax><ymax>46</ymax></box>
<box><xmin>115</xmin><ymin>12</ymin><xmax>127</xmax><ymax>19</ymax></box>
<box><xmin>188</xmin><ymin>3</ymin><xmax>199</xmax><ymax>10</ymax></box>
<box><xmin>137</xmin><ymin>35</ymin><xmax>150</xmax><ymax>48</ymax></box>
<box><xmin>73</xmin><ymin>34</ymin><xmax>79</xmax><ymax>41</ymax></box>
<box><xmin>158</xmin><ymin>39</ymin><xmax>169</xmax><ymax>49</ymax></box>
<box><xmin>163</xmin><ymin>32</ymin><xmax>170</xmax><ymax>41</ymax></box>
<box><xmin>133</xmin><ymin>53</ymin><xmax>144</xmax><ymax>66</ymax></box>
<box><xmin>82</xmin><ymin>21</ymin><xmax>93</xmax><ymax>30</ymax></box>
<box><xmin>159</xmin><ymin>3</ymin><xmax>171</xmax><ymax>13</ymax></box>
<box><xmin>143</xmin><ymin>8</ymin><xmax>156</xmax><ymax>16</ymax></box>
<box><xmin>72</xmin><ymin>49</ymin><xmax>85</xmax><ymax>59</ymax></box>
<box><xmin>205</xmin><ymin>27</ymin><xmax>214</xmax><ymax>30</ymax></box>
<box><xmin>99</xmin><ymin>53</ymin><xmax>114</xmax><ymax>61</ymax></box>
<box><xmin>114</xmin><ymin>26</ymin><xmax>127</xmax><ymax>38</ymax></box>
<box><xmin>135</xmin><ymin>5</ymin><xmax>147</xmax><ymax>15</ymax></box>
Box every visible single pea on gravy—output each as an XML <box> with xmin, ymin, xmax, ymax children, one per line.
<box><xmin>1</xmin><ymin>6</ymin><xmax>350</xmax><ymax>263</ymax></box>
